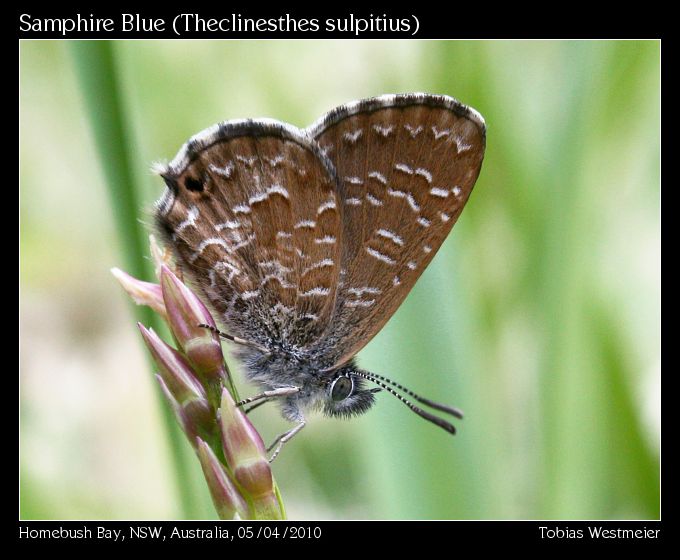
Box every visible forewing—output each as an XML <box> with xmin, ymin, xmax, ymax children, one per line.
<box><xmin>155</xmin><ymin>121</ymin><xmax>343</xmax><ymax>347</ymax></box>
<box><xmin>307</xmin><ymin>94</ymin><xmax>486</xmax><ymax>368</ymax></box>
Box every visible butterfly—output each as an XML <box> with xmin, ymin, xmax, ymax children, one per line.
<box><xmin>154</xmin><ymin>93</ymin><xmax>486</xmax><ymax>460</ymax></box>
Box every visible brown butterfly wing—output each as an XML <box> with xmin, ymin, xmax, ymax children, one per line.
<box><xmin>155</xmin><ymin>121</ymin><xmax>343</xmax><ymax>347</ymax></box>
<box><xmin>307</xmin><ymin>94</ymin><xmax>486</xmax><ymax>369</ymax></box>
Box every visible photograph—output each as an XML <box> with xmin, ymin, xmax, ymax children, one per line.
<box><xmin>19</xmin><ymin>38</ymin><xmax>660</xmax><ymax>521</ymax></box>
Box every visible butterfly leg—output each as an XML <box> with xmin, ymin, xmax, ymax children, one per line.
<box><xmin>267</xmin><ymin>421</ymin><xmax>306</xmax><ymax>463</ymax></box>
<box><xmin>198</xmin><ymin>324</ymin><xmax>270</xmax><ymax>354</ymax></box>
<box><xmin>242</xmin><ymin>400</ymin><xmax>268</xmax><ymax>415</ymax></box>
<box><xmin>236</xmin><ymin>386</ymin><xmax>300</xmax><ymax>409</ymax></box>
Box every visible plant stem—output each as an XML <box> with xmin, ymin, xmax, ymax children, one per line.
<box><xmin>69</xmin><ymin>40</ymin><xmax>199</xmax><ymax>518</ymax></box>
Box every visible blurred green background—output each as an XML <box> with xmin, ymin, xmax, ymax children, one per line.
<box><xmin>19</xmin><ymin>40</ymin><xmax>660</xmax><ymax>520</ymax></box>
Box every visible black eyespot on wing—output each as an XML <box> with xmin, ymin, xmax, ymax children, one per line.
<box><xmin>184</xmin><ymin>176</ymin><xmax>204</xmax><ymax>192</ymax></box>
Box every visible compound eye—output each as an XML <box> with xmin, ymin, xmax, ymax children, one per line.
<box><xmin>330</xmin><ymin>376</ymin><xmax>354</xmax><ymax>402</ymax></box>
